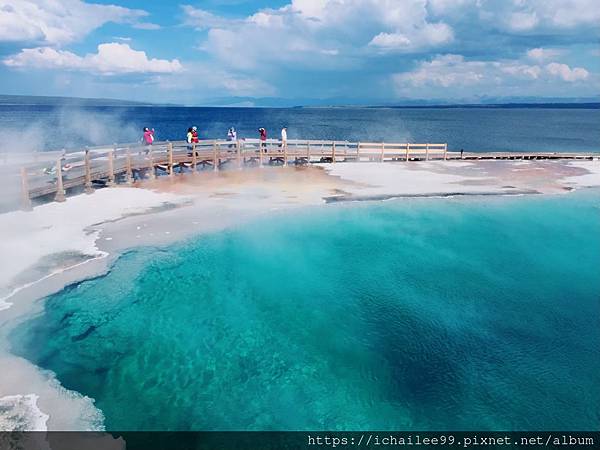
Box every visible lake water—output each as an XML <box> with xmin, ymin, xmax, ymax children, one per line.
<box><xmin>0</xmin><ymin>104</ymin><xmax>599</xmax><ymax>153</ymax></box>
<box><xmin>10</xmin><ymin>191</ymin><xmax>600</xmax><ymax>431</ymax></box>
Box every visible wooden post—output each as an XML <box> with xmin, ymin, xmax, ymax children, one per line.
<box><xmin>168</xmin><ymin>142</ymin><xmax>174</xmax><ymax>177</ymax></box>
<box><xmin>331</xmin><ymin>141</ymin><xmax>336</xmax><ymax>163</ymax></box>
<box><xmin>426</xmin><ymin>143</ymin><xmax>429</xmax><ymax>161</ymax></box>
<box><xmin>357</xmin><ymin>143</ymin><xmax>361</xmax><ymax>161</ymax></box>
<box><xmin>306</xmin><ymin>141</ymin><xmax>311</xmax><ymax>163</ymax></box>
<box><xmin>380</xmin><ymin>142</ymin><xmax>385</xmax><ymax>162</ymax></box>
<box><xmin>406</xmin><ymin>143</ymin><xmax>410</xmax><ymax>162</ymax></box>
<box><xmin>444</xmin><ymin>143</ymin><xmax>448</xmax><ymax>160</ymax></box>
<box><xmin>84</xmin><ymin>148</ymin><xmax>93</xmax><ymax>194</ymax></box>
<box><xmin>107</xmin><ymin>148</ymin><xmax>116</xmax><ymax>186</ymax></box>
<box><xmin>148</xmin><ymin>149</ymin><xmax>156</xmax><ymax>179</ymax></box>
<box><xmin>191</xmin><ymin>143</ymin><xmax>197</xmax><ymax>172</ymax></box>
<box><xmin>125</xmin><ymin>148</ymin><xmax>133</xmax><ymax>184</ymax></box>
<box><xmin>20</xmin><ymin>167</ymin><xmax>32</xmax><ymax>211</ymax></box>
<box><xmin>54</xmin><ymin>159</ymin><xmax>66</xmax><ymax>202</ymax></box>
<box><xmin>213</xmin><ymin>140</ymin><xmax>219</xmax><ymax>172</ymax></box>
<box><xmin>283</xmin><ymin>141</ymin><xmax>288</xmax><ymax>166</ymax></box>
<box><xmin>236</xmin><ymin>140</ymin><xmax>242</xmax><ymax>169</ymax></box>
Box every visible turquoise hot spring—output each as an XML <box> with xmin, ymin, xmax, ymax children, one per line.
<box><xmin>8</xmin><ymin>190</ymin><xmax>600</xmax><ymax>431</ymax></box>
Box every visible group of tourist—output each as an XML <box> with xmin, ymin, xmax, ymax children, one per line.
<box><xmin>141</xmin><ymin>126</ymin><xmax>289</xmax><ymax>151</ymax></box>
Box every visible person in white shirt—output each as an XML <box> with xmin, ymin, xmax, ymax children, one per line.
<box><xmin>227</xmin><ymin>127</ymin><xmax>237</xmax><ymax>149</ymax></box>
<box><xmin>228</xmin><ymin>127</ymin><xmax>237</xmax><ymax>141</ymax></box>
<box><xmin>281</xmin><ymin>126</ymin><xmax>287</xmax><ymax>150</ymax></box>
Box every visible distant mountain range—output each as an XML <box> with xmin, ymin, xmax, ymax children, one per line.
<box><xmin>1</xmin><ymin>94</ymin><xmax>599</xmax><ymax>108</ymax></box>
<box><xmin>0</xmin><ymin>95</ymin><xmax>166</xmax><ymax>107</ymax></box>
<box><xmin>200</xmin><ymin>95</ymin><xmax>600</xmax><ymax>108</ymax></box>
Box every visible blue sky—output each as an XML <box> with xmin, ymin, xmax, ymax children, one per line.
<box><xmin>0</xmin><ymin>0</ymin><xmax>599</xmax><ymax>105</ymax></box>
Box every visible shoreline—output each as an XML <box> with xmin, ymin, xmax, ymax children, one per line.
<box><xmin>1</xmin><ymin>160</ymin><xmax>600</xmax><ymax>431</ymax></box>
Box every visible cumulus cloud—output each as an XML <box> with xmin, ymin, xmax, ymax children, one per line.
<box><xmin>394</xmin><ymin>54</ymin><xmax>486</xmax><ymax>88</ymax></box>
<box><xmin>184</xmin><ymin>0</ymin><xmax>455</xmax><ymax>68</ymax></box>
<box><xmin>0</xmin><ymin>0</ymin><xmax>158</xmax><ymax>46</ymax></box>
<box><xmin>546</xmin><ymin>62</ymin><xmax>589</xmax><ymax>81</ymax></box>
<box><xmin>369</xmin><ymin>22</ymin><xmax>454</xmax><ymax>52</ymax></box>
<box><xmin>426</xmin><ymin>0</ymin><xmax>600</xmax><ymax>34</ymax></box>
<box><xmin>3</xmin><ymin>43</ymin><xmax>182</xmax><ymax>75</ymax></box>
<box><xmin>393</xmin><ymin>52</ymin><xmax>591</xmax><ymax>97</ymax></box>
<box><xmin>492</xmin><ymin>0</ymin><xmax>600</xmax><ymax>32</ymax></box>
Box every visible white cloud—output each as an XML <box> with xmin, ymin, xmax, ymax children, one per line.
<box><xmin>428</xmin><ymin>0</ymin><xmax>472</xmax><ymax>15</ymax></box>
<box><xmin>369</xmin><ymin>22</ymin><xmax>454</xmax><ymax>52</ymax></box>
<box><xmin>180</xmin><ymin>5</ymin><xmax>239</xmax><ymax>30</ymax></box>
<box><xmin>495</xmin><ymin>0</ymin><xmax>600</xmax><ymax>32</ymax></box>
<box><xmin>392</xmin><ymin>52</ymin><xmax>591</xmax><ymax>97</ymax></box>
<box><xmin>546</xmin><ymin>62</ymin><xmax>589</xmax><ymax>81</ymax></box>
<box><xmin>526</xmin><ymin>47</ymin><xmax>561</xmax><ymax>61</ymax></box>
<box><xmin>424</xmin><ymin>0</ymin><xmax>600</xmax><ymax>33</ymax></box>
<box><xmin>507</xmin><ymin>11</ymin><xmax>539</xmax><ymax>31</ymax></box>
<box><xmin>3</xmin><ymin>43</ymin><xmax>182</xmax><ymax>75</ymax></box>
<box><xmin>394</xmin><ymin>54</ymin><xmax>486</xmax><ymax>88</ymax></box>
<box><xmin>0</xmin><ymin>0</ymin><xmax>157</xmax><ymax>46</ymax></box>
<box><xmin>500</xmin><ymin>63</ymin><xmax>542</xmax><ymax>79</ymax></box>
<box><xmin>184</xmin><ymin>0</ymin><xmax>455</xmax><ymax>69</ymax></box>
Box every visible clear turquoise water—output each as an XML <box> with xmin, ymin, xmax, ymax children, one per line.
<box><xmin>10</xmin><ymin>192</ymin><xmax>600</xmax><ymax>431</ymax></box>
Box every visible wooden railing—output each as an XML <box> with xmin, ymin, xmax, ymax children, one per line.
<box><xmin>7</xmin><ymin>138</ymin><xmax>599</xmax><ymax>210</ymax></box>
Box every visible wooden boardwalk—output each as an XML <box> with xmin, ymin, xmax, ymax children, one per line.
<box><xmin>9</xmin><ymin>138</ymin><xmax>600</xmax><ymax>210</ymax></box>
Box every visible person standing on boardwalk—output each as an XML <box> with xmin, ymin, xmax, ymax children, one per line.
<box><xmin>259</xmin><ymin>127</ymin><xmax>267</xmax><ymax>153</ymax></box>
<box><xmin>280</xmin><ymin>126</ymin><xmax>287</xmax><ymax>151</ymax></box>
<box><xmin>191</xmin><ymin>126</ymin><xmax>199</xmax><ymax>144</ymax></box>
<box><xmin>143</xmin><ymin>127</ymin><xmax>154</xmax><ymax>145</ymax></box>
<box><xmin>227</xmin><ymin>127</ymin><xmax>237</xmax><ymax>149</ymax></box>
<box><xmin>186</xmin><ymin>127</ymin><xmax>194</xmax><ymax>151</ymax></box>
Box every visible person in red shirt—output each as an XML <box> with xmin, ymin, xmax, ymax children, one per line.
<box><xmin>258</xmin><ymin>127</ymin><xmax>267</xmax><ymax>153</ymax></box>
<box><xmin>191</xmin><ymin>126</ymin><xmax>199</xmax><ymax>143</ymax></box>
<box><xmin>143</xmin><ymin>127</ymin><xmax>154</xmax><ymax>145</ymax></box>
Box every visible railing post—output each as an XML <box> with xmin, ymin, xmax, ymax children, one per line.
<box><xmin>283</xmin><ymin>141</ymin><xmax>288</xmax><ymax>166</ymax></box>
<box><xmin>306</xmin><ymin>141</ymin><xmax>311</xmax><ymax>163</ymax></box>
<box><xmin>84</xmin><ymin>148</ymin><xmax>93</xmax><ymax>194</ymax></box>
<box><xmin>426</xmin><ymin>143</ymin><xmax>429</xmax><ymax>161</ymax></box>
<box><xmin>331</xmin><ymin>141</ymin><xmax>336</xmax><ymax>163</ymax></box>
<box><xmin>107</xmin><ymin>146</ymin><xmax>116</xmax><ymax>186</ymax></box>
<box><xmin>381</xmin><ymin>142</ymin><xmax>385</xmax><ymax>162</ymax></box>
<box><xmin>20</xmin><ymin>167</ymin><xmax>33</xmax><ymax>211</ymax></box>
<box><xmin>125</xmin><ymin>148</ymin><xmax>133</xmax><ymax>184</ymax></box>
<box><xmin>148</xmin><ymin>148</ymin><xmax>156</xmax><ymax>179</ymax></box>
<box><xmin>406</xmin><ymin>143</ymin><xmax>410</xmax><ymax>162</ymax></box>
<box><xmin>357</xmin><ymin>142</ymin><xmax>361</xmax><ymax>161</ymax></box>
<box><xmin>168</xmin><ymin>142</ymin><xmax>174</xmax><ymax>177</ymax></box>
<box><xmin>54</xmin><ymin>159</ymin><xmax>66</xmax><ymax>202</ymax></box>
<box><xmin>444</xmin><ymin>143</ymin><xmax>448</xmax><ymax>160</ymax></box>
<box><xmin>236</xmin><ymin>140</ymin><xmax>242</xmax><ymax>169</ymax></box>
<box><xmin>213</xmin><ymin>140</ymin><xmax>219</xmax><ymax>172</ymax></box>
